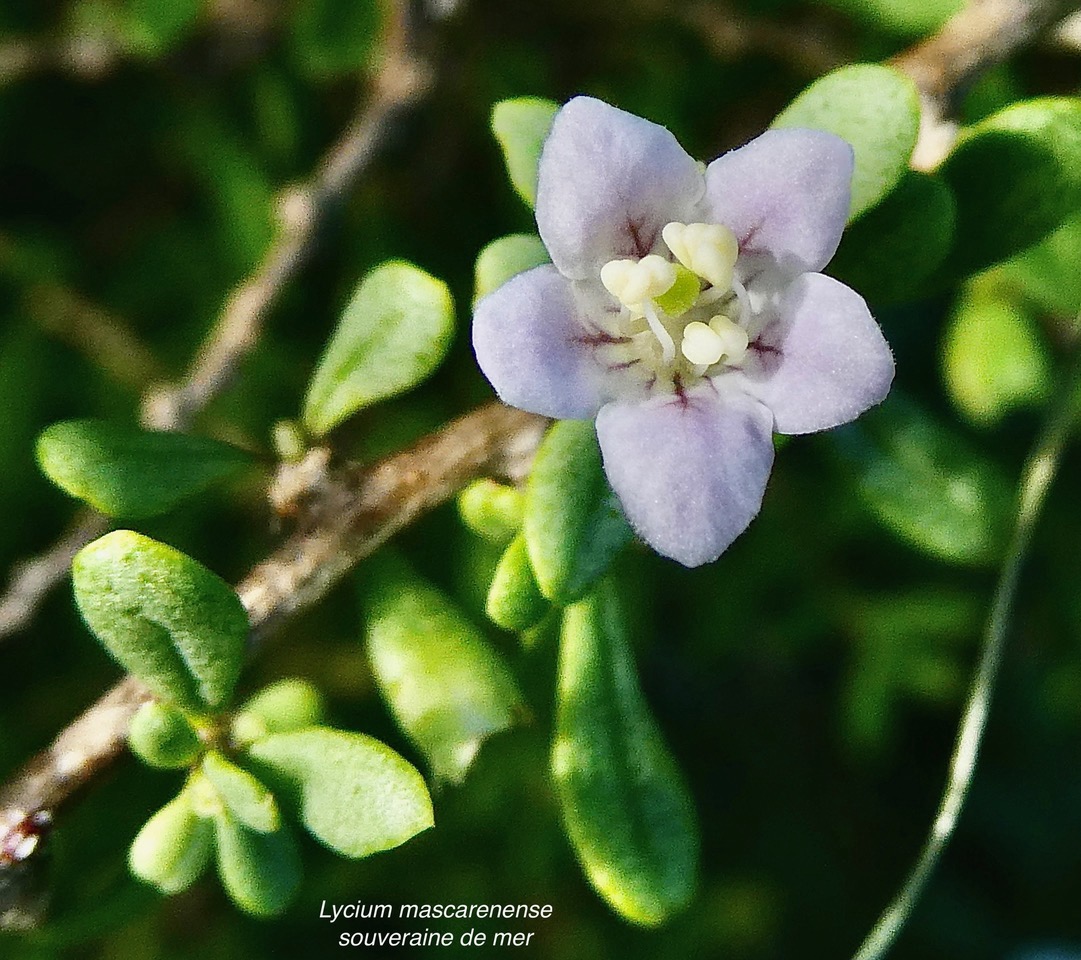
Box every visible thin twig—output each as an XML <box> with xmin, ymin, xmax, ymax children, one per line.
<box><xmin>0</xmin><ymin>0</ymin><xmax>431</xmax><ymax>643</ymax></box>
<box><xmin>0</xmin><ymin>402</ymin><xmax>545</xmax><ymax>838</ymax></box>
<box><xmin>851</xmin><ymin>348</ymin><xmax>1081</xmax><ymax>960</ymax></box>
<box><xmin>891</xmin><ymin>0</ymin><xmax>1081</xmax><ymax>170</ymax></box>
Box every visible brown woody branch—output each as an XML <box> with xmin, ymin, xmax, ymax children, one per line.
<box><xmin>0</xmin><ymin>0</ymin><xmax>431</xmax><ymax>643</ymax></box>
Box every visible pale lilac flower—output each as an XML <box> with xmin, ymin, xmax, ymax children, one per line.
<box><xmin>473</xmin><ymin>97</ymin><xmax>894</xmax><ymax>567</ymax></box>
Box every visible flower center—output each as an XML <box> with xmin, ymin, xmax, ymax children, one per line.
<box><xmin>598</xmin><ymin>221</ymin><xmax>750</xmax><ymax>390</ymax></box>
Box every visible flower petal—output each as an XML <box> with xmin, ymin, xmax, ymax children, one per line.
<box><xmin>536</xmin><ymin>97</ymin><xmax>704</xmax><ymax>280</ymax></box>
<box><xmin>703</xmin><ymin>129</ymin><xmax>853</xmax><ymax>274</ymax></box>
<box><xmin>595</xmin><ymin>386</ymin><xmax>775</xmax><ymax>567</ymax></box>
<box><xmin>472</xmin><ymin>265</ymin><xmax>609</xmax><ymax>419</ymax></box>
<box><xmin>739</xmin><ymin>272</ymin><xmax>894</xmax><ymax>434</ymax></box>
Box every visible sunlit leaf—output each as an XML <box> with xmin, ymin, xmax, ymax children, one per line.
<box><xmin>772</xmin><ymin>63</ymin><xmax>921</xmax><ymax>218</ymax></box>
<box><xmin>36</xmin><ymin>419</ymin><xmax>251</xmax><ymax>519</ymax></box>
<box><xmin>72</xmin><ymin>531</ymin><xmax>248</xmax><ymax>712</ymax></box>
<box><xmin>362</xmin><ymin>554</ymin><xmax>523</xmax><ymax>783</ymax></box>
<box><xmin>457</xmin><ymin>479</ymin><xmax>525</xmax><ymax>546</ymax></box>
<box><xmin>486</xmin><ymin>533</ymin><xmax>549</xmax><ymax>632</ymax></box>
<box><xmin>233</xmin><ymin>679</ymin><xmax>325</xmax><ymax>745</ymax></box>
<box><xmin>203</xmin><ymin>753</ymin><xmax>280</xmax><ymax>834</ymax></box>
<box><xmin>247</xmin><ymin>728</ymin><xmax>433</xmax><ymax>857</ymax></box>
<box><xmin>303</xmin><ymin>261</ymin><xmax>455</xmax><ymax>436</ymax></box>
<box><xmin>474</xmin><ymin>234</ymin><xmax>549</xmax><ymax>304</ymax></box>
<box><xmin>553</xmin><ymin>581</ymin><xmax>698</xmax><ymax>926</ymax></box>
<box><xmin>491</xmin><ymin>97</ymin><xmax>559</xmax><ymax>207</ymax></box>
<box><xmin>129</xmin><ymin>789</ymin><xmax>214</xmax><ymax>895</ymax></box>
<box><xmin>128</xmin><ymin>701</ymin><xmax>202</xmax><ymax>770</ymax></box>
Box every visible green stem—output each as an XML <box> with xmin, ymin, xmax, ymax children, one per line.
<box><xmin>851</xmin><ymin>350</ymin><xmax>1081</xmax><ymax>960</ymax></box>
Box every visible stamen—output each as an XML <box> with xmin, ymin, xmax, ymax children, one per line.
<box><xmin>642</xmin><ymin>302</ymin><xmax>676</xmax><ymax>363</ymax></box>
<box><xmin>600</xmin><ymin>254</ymin><xmax>677</xmax><ymax>308</ymax></box>
<box><xmin>730</xmin><ymin>276</ymin><xmax>751</xmax><ymax>323</ymax></box>
<box><xmin>680</xmin><ymin>321</ymin><xmax>725</xmax><ymax>366</ymax></box>
<box><xmin>708</xmin><ymin>314</ymin><xmax>749</xmax><ymax>364</ymax></box>
<box><xmin>662</xmin><ymin>222</ymin><xmax>739</xmax><ymax>290</ymax></box>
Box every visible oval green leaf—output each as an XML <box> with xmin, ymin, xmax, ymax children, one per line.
<box><xmin>72</xmin><ymin>530</ymin><xmax>248</xmax><ymax>712</ymax></box>
<box><xmin>247</xmin><ymin>727</ymin><xmax>433</xmax><ymax>858</ymax></box>
<box><xmin>831</xmin><ymin>396</ymin><xmax>1012</xmax><ymax>565</ymax></box>
<box><xmin>203</xmin><ymin>753</ymin><xmax>280</xmax><ymax>834</ymax></box>
<box><xmin>524</xmin><ymin>421</ymin><xmax>634</xmax><ymax>604</ymax></box>
<box><xmin>128</xmin><ymin>700</ymin><xmax>202</xmax><ymax>770</ymax></box>
<box><xmin>36</xmin><ymin>419</ymin><xmax>251</xmax><ymax>519</ymax></box>
<box><xmin>362</xmin><ymin>554</ymin><xmax>524</xmax><ymax>784</ymax></box>
<box><xmin>129</xmin><ymin>789</ymin><xmax>214</xmax><ymax>895</ymax></box>
<box><xmin>553</xmin><ymin>581</ymin><xmax>698</xmax><ymax>926</ymax></box>
<box><xmin>214</xmin><ymin>814</ymin><xmax>302</xmax><ymax>917</ymax></box>
<box><xmin>457</xmin><ymin>479</ymin><xmax>525</xmax><ymax>546</ymax></box>
<box><xmin>940</xmin><ymin>97</ymin><xmax>1081</xmax><ymax>276</ymax></box>
<box><xmin>233</xmin><ymin>679</ymin><xmax>325</xmax><ymax>746</ymax></box>
<box><xmin>302</xmin><ymin>261</ymin><xmax>455</xmax><ymax>436</ymax></box>
<box><xmin>772</xmin><ymin>63</ymin><xmax>920</xmax><ymax>219</ymax></box>
<box><xmin>486</xmin><ymin>533</ymin><xmax>549</xmax><ymax>632</ymax></box>
<box><xmin>491</xmin><ymin>97</ymin><xmax>559</xmax><ymax>207</ymax></box>
<box><xmin>474</xmin><ymin>233</ymin><xmax>550</xmax><ymax>304</ymax></box>
<box><xmin>942</xmin><ymin>284</ymin><xmax>1051</xmax><ymax>426</ymax></box>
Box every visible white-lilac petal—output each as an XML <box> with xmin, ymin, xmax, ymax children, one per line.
<box><xmin>737</xmin><ymin>272</ymin><xmax>893</xmax><ymax>435</ymax></box>
<box><xmin>595</xmin><ymin>386</ymin><xmax>775</xmax><ymax>567</ymax></box>
<box><xmin>535</xmin><ymin>96</ymin><xmax>704</xmax><ymax>280</ymax></box>
<box><xmin>472</xmin><ymin>265</ymin><xmax>608</xmax><ymax>419</ymax></box>
<box><xmin>703</xmin><ymin>129</ymin><xmax>853</xmax><ymax>275</ymax></box>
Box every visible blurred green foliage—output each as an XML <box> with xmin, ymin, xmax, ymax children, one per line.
<box><xmin>2</xmin><ymin>0</ymin><xmax>1081</xmax><ymax>958</ymax></box>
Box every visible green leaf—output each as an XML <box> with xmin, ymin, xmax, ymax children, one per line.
<box><xmin>832</xmin><ymin>397</ymin><xmax>1012</xmax><ymax>565</ymax></box>
<box><xmin>121</xmin><ymin>0</ymin><xmax>201</xmax><ymax>57</ymax></box>
<box><xmin>491</xmin><ymin>98</ymin><xmax>560</xmax><ymax>207</ymax></box>
<box><xmin>128</xmin><ymin>701</ymin><xmax>202</xmax><ymax>769</ymax></box>
<box><xmin>290</xmin><ymin>0</ymin><xmax>383</xmax><ymax>78</ymax></box>
<box><xmin>457</xmin><ymin>479</ymin><xmax>525</xmax><ymax>546</ymax></box>
<box><xmin>772</xmin><ymin>64</ymin><xmax>921</xmax><ymax>219</ymax></box>
<box><xmin>940</xmin><ymin>97</ymin><xmax>1081</xmax><ymax>276</ymax></box>
<box><xmin>474</xmin><ymin>233</ymin><xmax>550</xmax><ymax>304</ymax></box>
<box><xmin>819</xmin><ymin>0</ymin><xmax>961</xmax><ymax>35</ymax></box>
<box><xmin>486</xmin><ymin>533</ymin><xmax>549</xmax><ymax>632</ymax></box>
<box><xmin>203</xmin><ymin>753</ymin><xmax>280</xmax><ymax>834</ymax></box>
<box><xmin>998</xmin><ymin>212</ymin><xmax>1081</xmax><ymax>317</ymax></box>
<box><xmin>942</xmin><ymin>284</ymin><xmax>1051</xmax><ymax>425</ymax></box>
<box><xmin>553</xmin><ymin>582</ymin><xmax>698</xmax><ymax>926</ymax></box>
<box><xmin>214</xmin><ymin>813</ymin><xmax>301</xmax><ymax>917</ymax></box>
<box><xmin>524</xmin><ymin>421</ymin><xmax>634</xmax><ymax>604</ymax></box>
<box><xmin>72</xmin><ymin>530</ymin><xmax>248</xmax><ymax>712</ymax></box>
<box><xmin>362</xmin><ymin>554</ymin><xmax>524</xmax><ymax>783</ymax></box>
<box><xmin>829</xmin><ymin>170</ymin><xmax>956</xmax><ymax>304</ymax></box>
<box><xmin>232</xmin><ymin>679</ymin><xmax>324</xmax><ymax>746</ymax></box>
<box><xmin>302</xmin><ymin>261</ymin><xmax>455</xmax><ymax>436</ymax></box>
<box><xmin>247</xmin><ymin>727</ymin><xmax>433</xmax><ymax>858</ymax></box>
<box><xmin>36</xmin><ymin>419</ymin><xmax>251</xmax><ymax>519</ymax></box>
<box><xmin>129</xmin><ymin>789</ymin><xmax>214</xmax><ymax>895</ymax></box>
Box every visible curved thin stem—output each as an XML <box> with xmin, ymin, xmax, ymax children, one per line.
<box><xmin>852</xmin><ymin>347</ymin><xmax>1081</xmax><ymax>960</ymax></box>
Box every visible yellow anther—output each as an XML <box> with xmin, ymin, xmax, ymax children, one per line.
<box><xmin>600</xmin><ymin>254</ymin><xmax>677</xmax><ymax>309</ymax></box>
<box><xmin>680</xmin><ymin>321</ymin><xmax>726</xmax><ymax>366</ymax></box>
<box><xmin>661</xmin><ymin>221</ymin><xmax>739</xmax><ymax>290</ymax></box>
<box><xmin>708</xmin><ymin>314</ymin><xmax>749</xmax><ymax>364</ymax></box>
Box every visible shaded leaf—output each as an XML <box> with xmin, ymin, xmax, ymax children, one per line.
<box><xmin>303</xmin><ymin>261</ymin><xmax>454</xmax><ymax>436</ymax></box>
<box><xmin>999</xmin><ymin>212</ymin><xmax>1081</xmax><ymax>317</ymax></box>
<box><xmin>491</xmin><ymin>98</ymin><xmax>559</xmax><ymax>207</ymax></box>
<box><xmin>72</xmin><ymin>531</ymin><xmax>248</xmax><ymax>712</ymax></box>
<box><xmin>36</xmin><ymin>419</ymin><xmax>250</xmax><ymax>519</ymax></box>
<box><xmin>524</xmin><ymin>421</ymin><xmax>634</xmax><ymax>604</ymax></box>
<box><xmin>940</xmin><ymin>97</ymin><xmax>1081</xmax><ymax>276</ymax></box>
<box><xmin>772</xmin><ymin>63</ymin><xmax>920</xmax><ymax>218</ymax></box>
<box><xmin>214</xmin><ymin>814</ymin><xmax>301</xmax><ymax>917</ymax></box>
<box><xmin>362</xmin><ymin>554</ymin><xmax>523</xmax><ymax>783</ymax></box>
<box><xmin>486</xmin><ymin>533</ymin><xmax>549</xmax><ymax>632</ymax></box>
<box><xmin>121</xmin><ymin>0</ymin><xmax>202</xmax><ymax>57</ymax></box>
<box><xmin>830</xmin><ymin>170</ymin><xmax>956</xmax><ymax>304</ymax></box>
<box><xmin>832</xmin><ymin>396</ymin><xmax>1012</xmax><ymax>565</ymax></box>
<box><xmin>247</xmin><ymin>727</ymin><xmax>433</xmax><ymax>858</ymax></box>
<box><xmin>553</xmin><ymin>581</ymin><xmax>698</xmax><ymax>926</ymax></box>
<box><xmin>290</xmin><ymin>0</ymin><xmax>383</xmax><ymax>78</ymax></box>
